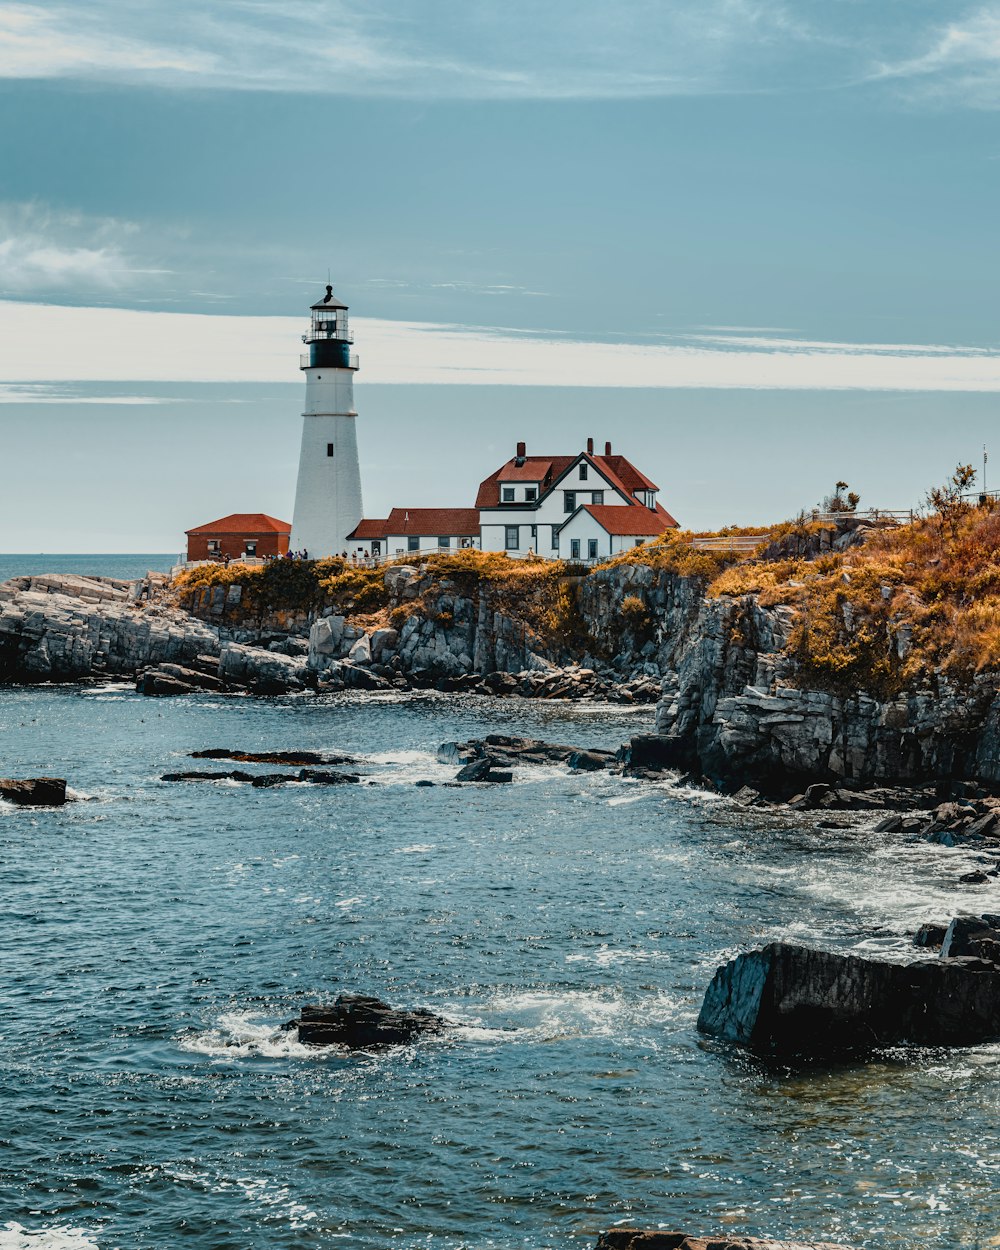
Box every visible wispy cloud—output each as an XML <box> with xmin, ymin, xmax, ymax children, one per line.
<box><xmin>0</xmin><ymin>0</ymin><xmax>829</xmax><ymax>98</ymax></box>
<box><xmin>867</xmin><ymin>5</ymin><xmax>1000</xmax><ymax>108</ymax></box>
<box><xmin>0</xmin><ymin>203</ymin><xmax>170</xmax><ymax>297</ymax></box>
<box><xmin>2</xmin><ymin>299</ymin><xmax>1000</xmax><ymax>392</ymax></box>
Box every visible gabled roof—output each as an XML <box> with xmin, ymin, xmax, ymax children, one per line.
<box><xmin>350</xmin><ymin>508</ymin><xmax>481</xmax><ymax>539</ymax></box>
<box><xmin>561</xmin><ymin>504</ymin><xmax>677</xmax><ymax>537</ymax></box>
<box><xmin>186</xmin><ymin>513</ymin><xmax>291</xmax><ymax>536</ymax></box>
<box><xmin>477</xmin><ymin>456</ymin><xmax>575</xmax><ymax>507</ymax></box>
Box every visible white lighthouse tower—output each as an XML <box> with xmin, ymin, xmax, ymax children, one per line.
<box><xmin>290</xmin><ymin>285</ymin><xmax>363</xmax><ymax>557</ymax></box>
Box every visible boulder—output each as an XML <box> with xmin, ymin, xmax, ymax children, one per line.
<box><xmin>455</xmin><ymin>757</ymin><xmax>496</xmax><ymax>782</ymax></box>
<box><xmin>568</xmin><ymin>750</ymin><xmax>608</xmax><ymax>772</ymax></box>
<box><xmin>596</xmin><ymin>1232</ymin><xmax>852</xmax><ymax>1250</ymax></box>
<box><xmin>619</xmin><ymin>734</ymin><xmax>694</xmax><ymax>773</ymax></box>
<box><xmin>250</xmin><ymin>772</ymin><xmax>301</xmax><ymax>788</ymax></box>
<box><xmin>0</xmin><ymin>777</ymin><xmax>67</xmax><ymax>806</ymax></box>
<box><xmin>290</xmin><ymin>993</ymin><xmax>444</xmax><ymax>1048</ymax></box>
<box><xmin>698</xmin><ymin>940</ymin><xmax>1000</xmax><ymax>1055</ymax></box>
<box><xmin>940</xmin><ymin>914</ymin><xmax>1000</xmax><ymax>960</ymax></box>
<box><xmin>913</xmin><ymin>922</ymin><xmax>948</xmax><ymax>948</ymax></box>
<box><xmin>301</xmin><ymin>770</ymin><xmax>361</xmax><ymax>785</ymax></box>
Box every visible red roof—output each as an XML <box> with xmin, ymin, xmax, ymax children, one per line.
<box><xmin>347</xmin><ymin>518</ymin><xmax>389</xmax><ymax>540</ymax></box>
<box><xmin>577</xmin><ymin>504</ymin><xmax>677</xmax><ymax>536</ymax></box>
<box><xmin>349</xmin><ymin>508</ymin><xmax>481</xmax><ymax>539</ymax></box>
<box><xmin>500</xmin><ymin>460</ymin><xmax>552</xmax><ymax>482</ymax></box>
<box><xmin>186</xmin><ymin>513</ymin><xmax>290</xmax><ymax>536</ymax></box>
<box><xmin>476</xmin><ymin>456</ymin><xmax>575</xmax><ymax>507</ymax></box>
<box><xmin>477</xmin><ymin>449</ymin><xmax>660</xmax><ymax>508</ymax></box>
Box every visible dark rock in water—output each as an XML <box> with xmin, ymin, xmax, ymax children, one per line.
<box><xmin>414</xmin><ymin>779</ymin><xmax>436</xmax><ymax>787</ymax></box>
<box><xmin>732</xmin><ymin>785</ymin><xmax>763</xmax><ymax>807</ymax></box>
<box><xmin>0</xmin><ymin>777</ymin><xmax>67</xmax><ymax>806</ymax></box>
<box><xmin>455</xmin><ymin>757</ymin><xmax>496</xmax><ymax>782</ymax></box>
<box><xmin>292</xmin><ymin>994</ymin><xmax>444</xmax><ymax>1048</ymax></box>
<box><xmin>619</xmin><ymin>734</ymin><xmax>694</xmax><ymax>774</ymax></box>
<box><xmin>959</xmin><ymin>869</ymin><xmax>991</xmax><ymax>884</ymax></box>
<box><xmin>595</xmin><ymin>1230</ymin><xmax>854</xmax><ymax>1250</ymax></box>
<box><xmin>485</xmin><ymin>770</ymin><xmax>513</xmax><ymax>784</ymax></box>
<box><xmin>138</xmin><ymin>664</ymin><xmax>223</xmax><ymax>696</ymax></box>
<box><xmin>913</xmin><ymin>922</ymin><xmax>948</xmax><ymax>948</ymax></box>
<box><xmin>697</xmin><ymin>941</ymin><xmax>1000</xmax><ymax>1055</ymax></box>
<box><xmin>192</xmin><ymin>748</ymin><xmax>355</xmax><ymax>766</ymax></box>
<box><xmin>161</xmin><ymin>770</ymin><xmax>255</xmax><ymax>783</ymax></box>
<box><xmin>250</xmin><ymin>773</ymin><xmax>301</xmax><ymax>788</ymax></box>
<box><xmin>300</xmin><ymin>769</ymin><xmax>361</xmax><ymax>785</ymax></box>
<box><xmin>568</xmin><ymin>750</ymin><xmax>608</xmax><ymax>772</ymax></box>
<box><xmin>940</xmin><ymin>914</ymin><xmax>1000</xmax><ymax>961</ymax></box>
<box><xmin>441</xmin><ymin>734</ymin><xmax>615</xmax><ymax>772</ymax></box>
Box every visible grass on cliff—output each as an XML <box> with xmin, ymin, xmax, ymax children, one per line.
<box><xmin>705</xmin><ymin>501</ymin><xmax>1000</xmax><ymax>695</ymax></box>
<box><xmin>173</xmin><ymin>551</ymin><xmax>574</xmax><ymax>639</ymax></box>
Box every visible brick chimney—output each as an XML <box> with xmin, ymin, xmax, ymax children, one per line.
<box><xmin>516</xmin><ymin>441</ymin><xmax>526</xmax><ymax>459</ymax></box>
<box><xmin>605</xmin><ymin>441</ymin><xmax>612</xmax><ymax>456</ymax></box>
<box><xmin>586</xmin><ymin>437</ymin><xmax>594</xmax><ymax>455</ymax></box>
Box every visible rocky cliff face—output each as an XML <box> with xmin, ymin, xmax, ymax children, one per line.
<box><xmin>651</xmin><ymin>588</ymin><xmax>1000</xmax><ymax>790</ymax></box>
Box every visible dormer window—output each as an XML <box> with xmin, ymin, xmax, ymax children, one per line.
<box><xmin>525</xmin><ymin>487</ymin><xmax>537</xmax><ymax>502</ymax></box>
<box><xmin>502</xmin><ymin>487</ymin><xmax>515</xmax><ymax>503</ymax></box>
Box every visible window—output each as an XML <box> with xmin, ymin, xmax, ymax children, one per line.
<box><xmin>530</xmin><ymin>525</ymin><xmax>537</xmax><ymax>541</ymax></box>
<box><xmin>525</xmin><ymin>487</ymin><xmax>537</xmax><ymax>502</ymax></box>
<box><xmin>407</xmin><ymin>536</ymin><xmax>420</xmax><ymax>552</ymax></box>
<box><xmin>327</xmin><ymin>443</ymin><xmax>334</xmax><ymax>457</ymax></box>
<box><xmin>570</xmin><ymin>539</ymin><xmax>581</xmax><ymax>559</ymax></box>
<box><xmin>587</xmin><ymin>539</ymin><xmax>598</xmax><ymax>560</ymax></box>
<box><xmin>579</xmin><ymin>463</ymin><xmax>588</xmax><ymax>480</ymax></box>
<box><xmin>438</xmin><ymin>536</ymin><xmax>451</xmax><ymax>548</ymax></box>
<box><xmin>552</xmin><ymin>529</ymin><xmax>560</xmax><ymax>550</ymax></box>
<box><xmin>591</xmin><ymin>490</ymin><xmax>604</xmax><ymax>505</ymax></box>
<box><xmin>245</xmin><ymin>541</ymin><xmax>257</xmax><ymax>556</ymax></box>
<box><xmin>634</xmin><ymin>538</ymin><xmax>644</xmax><ymax>548</ymax></box>
<box><xmin>505</xmin><ymin>525</ymin><xmax>519</xmax><ymax>550</ymax></box>
<box><xmin>563</xmin><ymin>491</ymin><xmax>576</xmax><ymax>514</ymax></box>
<box><xmin>502</xmin><ymin>486</ymin><xmax>515</xmax><ymax>502</ymax></box>
<box><xmin>207</xmin><ymin>540</ymin><xmax>220</xmax><ymax>555</ymax></box>
<box><xmin>372</xmin><ymin>541</ymin><xmax>382</xmax><ymax>555</ymax></box>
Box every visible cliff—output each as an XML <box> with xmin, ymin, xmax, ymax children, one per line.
<box><xmin>5</xmin><ymin>505</ymin><xmax>1000</xmax><ymax>791</ymax></box>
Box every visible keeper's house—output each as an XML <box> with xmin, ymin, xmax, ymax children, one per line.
<box><xmin>476</xmin><ymin>438</ymin><xmax>677</xmax><ymax>560</ymax></box>
<box><xmin>185</xmin><ymin>513</ymin><xmax>291</xmax><ymax>563</ymax></box>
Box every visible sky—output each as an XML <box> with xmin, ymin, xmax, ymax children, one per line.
<box><xmin>1</xmin><ymin>0</ymin><xmax>999</xmax><ymax>550</ymax></box>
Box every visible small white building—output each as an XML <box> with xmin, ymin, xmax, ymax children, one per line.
<box><xmin>557</xmin><ymin>503</ymin><xmax>673</xmax><ymax>561</ymax></box>
<box><xmin>348</xmin><ymin>508</ymin><xmax>481</xmax><ymax>560</ymax></box>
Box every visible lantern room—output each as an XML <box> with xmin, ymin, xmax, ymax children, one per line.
<box><xmin>301</xmin><ymin>285</ymin><xmax>358</xmax><ymax>371</ymax></box>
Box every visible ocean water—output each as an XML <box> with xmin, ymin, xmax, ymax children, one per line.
<box><xmin>2</xmin><ymin>686</ymin><xmax>1000</xmax><ymax>1250</ymax></box>
<box><xmin>0</xmin><ymin>555</ymin><xmax>176</xmax><ymax>586</ymax></box>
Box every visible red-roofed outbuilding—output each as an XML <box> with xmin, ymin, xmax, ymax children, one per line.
<box><xmin>186</xmin><ymin>513</ymin><xmax>291</xmax><ymax>562</ymax></box>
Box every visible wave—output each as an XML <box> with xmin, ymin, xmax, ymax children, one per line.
<box><xmin>176</xmin><ymin>1011</ymin><xmax>320</xmax><ymax>1061</ymax></box>
<box><xmin>0</xmin><ymin>1227</ymin><xmax>101</xmax><ymax>1250</ymax></box>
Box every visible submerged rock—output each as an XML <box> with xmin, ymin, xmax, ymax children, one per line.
<box><xmin>440</xmin><ymin>734</ymin><xmax>614</xmax><ymax>772</ymax></box>
<box><xmin>596</xmin><ymin>1231</ymin><xmax>853</xmax><ymax>1250</ymax></box>
<box><xmin>698</xmin><ymin>940</ymin><xmax>1000</xmax><ymax>1055</ymax></box>
<box><xmin>191</xmin><ymin>748</ymin><xmax>356</xmax><ymax>766</ymax></box>
<box><xmin>0</xmin><ymin>777</ymin><xmax>67</xmax><ymax>806</ymax></box>
<box><xmin>289</xmin><ymin>994</ymin><xmax>444</xmax><ymax>1048</ymax></box>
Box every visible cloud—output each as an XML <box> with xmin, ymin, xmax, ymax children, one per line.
<box><xmin>867</xmin><ymin>5</ymin><xmax>1000</xmax><ymax>108</ymax></box>
<box><xmin>0</xmin><ymin>203</ymin><xmax>170</xmax><ymax>296</ymax></box>
<box><xmin>2</xmin><ymin>298</ymin><xmax>1000</xmax><ymax>392</ymax></box>
<box><xmin>0</xmin><ymin>0</ymin><xmax>829</xmax><ymax>98</ymax></box>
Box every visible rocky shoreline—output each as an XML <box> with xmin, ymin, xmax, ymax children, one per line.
<box><xmin>5</xmin><ymin>552</ymin><xmax>1000</xmax><ymax>801</ymax></box>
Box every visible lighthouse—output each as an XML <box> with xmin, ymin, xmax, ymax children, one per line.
<box><xmin>290</xmin><ymin>285</ymin><xmax>364</xmax><ymax>558</ymax></box>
